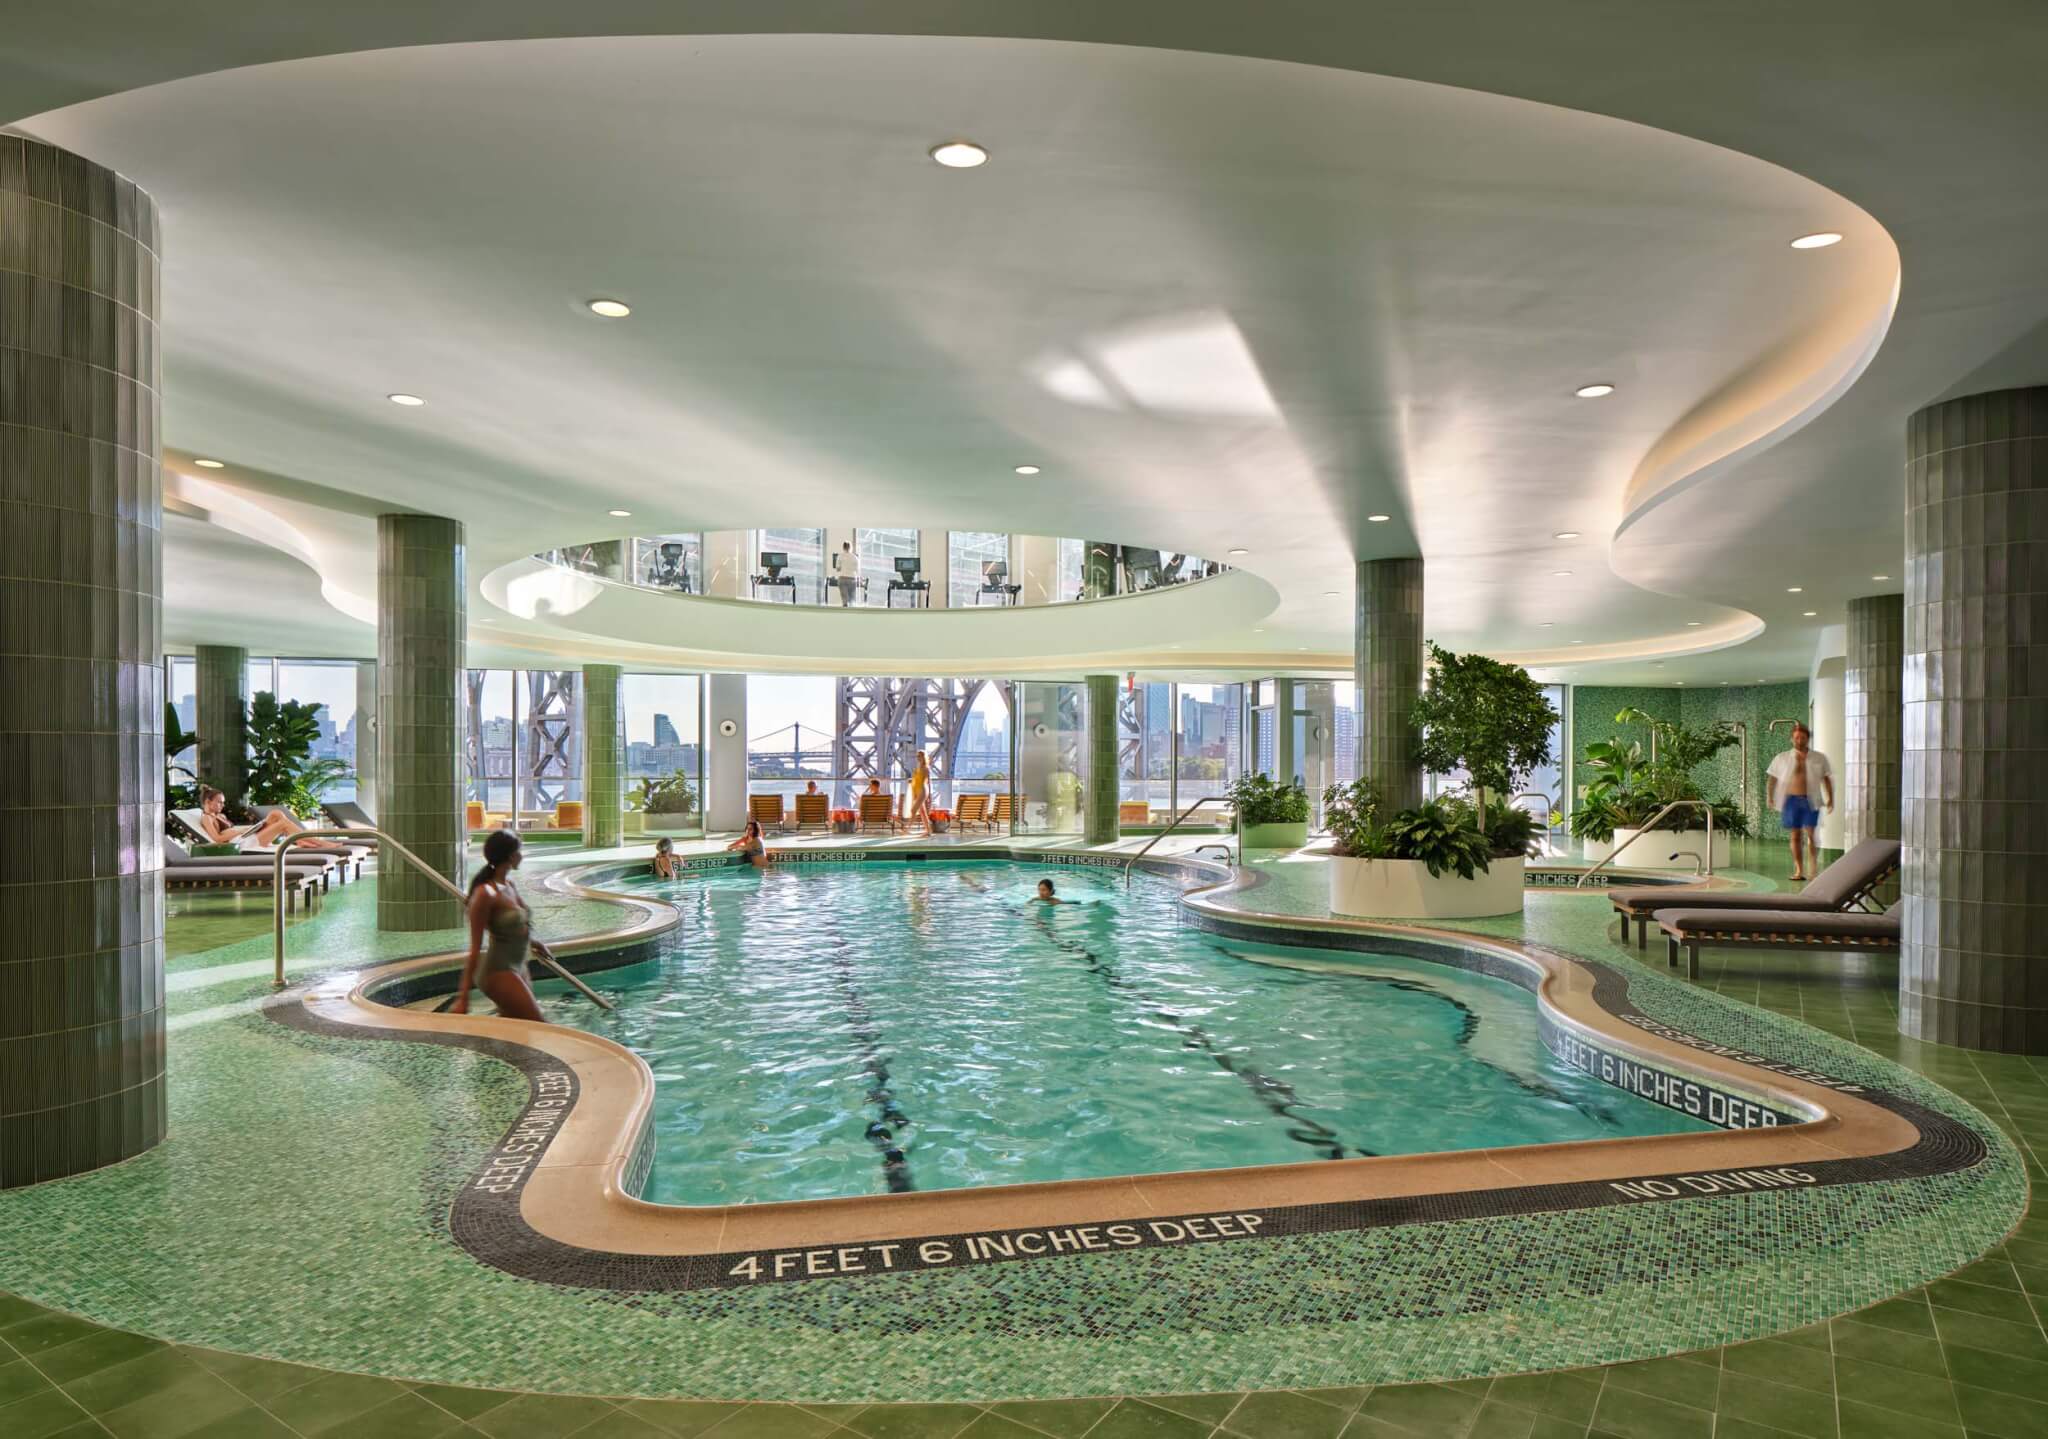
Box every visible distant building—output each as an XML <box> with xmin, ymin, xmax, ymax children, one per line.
<box><xmin>652</xmin><ymin>712</ymin><xmax>680</xmax><ymax>748</ymax></box>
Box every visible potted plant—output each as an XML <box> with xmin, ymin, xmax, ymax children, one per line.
<box><xmin>629</xmin><ymin>769</ymin><xmax>698</xmax><ymax>835</ymax></box>
<box><xmin>1322</xmin><ymin>781</ymin><xmax>1520</xmax><ymax>918</ymax></box>
<box><xmin>1570</xmin><ymin>708</ymin><xmax>1744</xmax><ymax>868</ymax></box>
<box><xmin>1224</xmin><ymin>773</ymin><xmax>1311</xmax><ymax>849</ymax></box>
<box><xmin>830</xmin><ymin>807</ymin><xmax>856</xmax><ymax>834</ymax></box>
<box><xmin>928</xmin><ymin>807</ymin><xmax>952</xmax><ymax>834</ymax></box>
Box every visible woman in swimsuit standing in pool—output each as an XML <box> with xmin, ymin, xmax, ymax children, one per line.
<box><xmin>450</xmin><ymin>829</ymin><xmax>545</xmax><ymax>1022</ymax></box>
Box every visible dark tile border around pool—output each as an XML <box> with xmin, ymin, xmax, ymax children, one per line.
<box><xmin>261</xmin><ymin>847</ymin><xmax>1994</xmax><ymax>1296</ymax></box>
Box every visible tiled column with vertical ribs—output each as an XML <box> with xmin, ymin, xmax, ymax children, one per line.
<box><xmin>583</xmin><ymin>664</ymin><xmax>622</xmax><ymax>849</ymax></box>
<box><xmin>194</xmin><ymin>644</ymin><xmax>248</xmax><ymax>803</ymax></box>
<box><xmin>377</xmin><ymin>514</ymin><xmax>465</xmax><ymax>931</ymax></box>
<box><xmin>1084</xmin><ymin>674</ymin><xmax>1120</xmax><ymax>844</ymax></box>
<box><xmin>1845</xmin><ymin>593</ymin><xmax>1903</xmax><ymax>857</ymax></box>
<box><xmin>1900</xmin><ymin>387</ymin><xmax>2048</xmax><ymax>1053</ymax></box>
<box><xmin>1356</xmin><ymin>557</ymin><xmax>1425</xmax><ymax>810</ymax></box>
<box><xmin>0</xmin><ymin>135</ymin><xmax>166</xmax><ymax>1186</ymax></box>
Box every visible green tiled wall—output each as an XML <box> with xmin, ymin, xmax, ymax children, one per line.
<box><xmin>0</xmin><ymin>135</ymin><xmax>167</xmax><ymax>1185</ymax></box>
<box><xmin>1357</xmin><ymin>558</ymin><xmax>1424</xmax><ymax>808</ymax></box>
<box><xmin>376</xmin><ymin>514</ymin><xmax>465</xmax><ymax>932</ymax></box>
<box><xmin>583</xmin><ymin>665</ymin><xmax>622</xmax><ymax>849</ymax></box>
<box><xmin>1571</xmin><ymin>683</ymin><xmax>1811</xmax><ymax>839</ymax></box>
<box><xmin>1846</xmin><ymin>594</ymin><xmax>1904</xmax><ymax>849</ymax></box>
<box><xmin>193</xmin><ymin>644</ymin><xmax>247</xmax><ymax>803</ymax></box>
<box><xmin>1084</xmin><ymin>675</ymin><xmax>1119</xmax><ymax>844</ymax></box>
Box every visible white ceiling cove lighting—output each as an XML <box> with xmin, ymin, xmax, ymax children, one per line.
<box><xmin>1791</xmin><ymin>231</ymin><xmax>1844</xmax><ymax>249</ymax></box>
<box><xmin>587</xmin><ymin>298</ymin><xmax>631</xmax><ymax>318</ymax></box>
<box><xmin>1366</xmin><ymin>514</ymin><xmax>1391</xmax><ymax>523</ymax></box>
<box><xmin>387</xmin><ymin>393</ymin><xmax>425</xmax><ymax>406</ymax></box>
<box><xmin>929</xmin><ymin>140</ymin><xmax>988</xmax><ymax>169</ymax></box>
<box><xmin>1574</xmin><ymin>383</ymin><xmax>1616</xmax><ymax>398</ymax></box>
<box><xmin>192</xmin><ymin>458</ymin><xmax>225</xmax><ymax>469</ymax></box>
<box><xmin>1013</xmin><ymin>464</ymin><xmax>1041</xmax><ymax>475</ymax></box>
<box><xmin>608</xmin><ymin>509</ymin><xmax>632</xmax><ymax>518</ymax></box>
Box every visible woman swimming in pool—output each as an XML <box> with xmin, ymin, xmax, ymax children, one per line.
<box><xmin>450</xmin><ymin>829</ymin><xmax>545</xmax><ymax>1022</ymax></box>
<box><xmin>727</xmin><ymin>819</ymin><xmax>767</xmax><ymax>868</ymax></box>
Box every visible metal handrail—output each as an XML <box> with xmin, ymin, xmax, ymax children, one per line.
<box><xmin>1574</xmin><ymin>799</ymin><xmax>1716</xmax><ymax>888</ymax></box>
<box><xmin>1123</xmin><ymin>796</ymin><xmax>1238</xmax><ymax>888</ymax></box>
<box><xmin>273</xmin><ymin>828</ymin><xmax>615</xmax><ymax>1010</ymax></box>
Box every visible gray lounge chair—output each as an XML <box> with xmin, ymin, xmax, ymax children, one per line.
<box><xmin>1654</xmin><ymin>906</ymin><xmax>1900</xmax><ymax>979</ymax></box>
<box><xmin>164</xmin><ymin>856</ymin><xmax>323</xmax><ymax>910</ymax></box>
<box><xmin>1610</xmin><ymin>837</ymin><xmax>1900</xmax><ymax>947</ymax></box>
<box><xmin>165</xmin><ymin>836</ymin><xmax>340</xmax><ymax>890</ymax></box>
<box><xmin>322</xmin><ymin>799</ymin><xmax>376</xmax><ymax>829</ymax></box>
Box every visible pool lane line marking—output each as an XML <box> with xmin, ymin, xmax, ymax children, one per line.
<box><xmin>817</xmin><ymin>918</ymin><xmax>915</xmax><ymax>1194</ymax></box>
<box><xmin>1024</xmin><ymin>895</ymin><xmax>1371</xmax><ymax>1160</ymax></box>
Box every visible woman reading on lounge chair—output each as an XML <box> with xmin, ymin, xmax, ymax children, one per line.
<box><xmin>196</xmin><ymin>787</ymin><xmax>345</xmax><ymax>851</ymax></box>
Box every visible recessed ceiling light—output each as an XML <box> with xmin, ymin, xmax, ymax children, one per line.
<box><xmin>192</xmin><ymin>458</ymin><xmax>225</xmax><ymax>469</ymax></box>
<box><xmin>1366</xmin><ymin>514</ymin><xmax>1391</xmax><ymax>523</ymax></box>
<box><xmin>1251</xmin><ymin>627</ymin><xmax>1265</xmax><ymax>632</ymax></box>
<box><xmin>1790</xmin><ymin>232</ymin><xmax>1844</xmax><ymax>250</ymax></box>
<box><xmin>1686</xmin><ymin>621</ymin><xmax>1702</xmax><ymax>627</ymax></box>
<box><xmin>608</xmin><ymin>509</ymin><xmax>632</xmax><ymax>518</ymax></box>
<box><xmin>1574</xmin><ymin>383</ymin><xmax>1616</xmax><ymax>399</ymax></box>
<box><xmin>1014</xmin><ymin>464</ymin><xmax>1041</xmax><ymax>475</ymax></box>
<box><xmin>1571</xmin><ymin>639</ymin><xmax>1585</xmax><ymax>645</ymax></box>
<box><xmin>587</xmin><ymin>299</ymin><xmax>631</xmax><ymax>318</ymax></box>
<box><xmin>1786</xmin><ymin>586</ymin><xmax>1803</xmax><ymax>593</ymax></box>
<box><xmin>1553</xmin><ymin>531</ymin><xmax>1580</xmax><ymax>540</ymax></box>
<box><xmin>388</xmin><ymin>393</ymin><xmax>425</xmax><ymax>407</ymax></box>
<box><xmin>1802</xmin><ymin>610</ymin><xmax>1818</xmax><ymax>617</ymax></box>
<box><xmin>1323</xmin><ymin>590</ymin><xmax>1340</xmax><ymax>597</ymax></box>
<box><xmin>1538</xmin><ymin>622</ymin><xmax>1554</xmax><ymax>628</ymax></box>
<box><xmin>929</xmin><ymin>140</ymin><xmax>988</xmax><ymax>169</ymax></box>
<box><xmin>1675</xmin><ymin>681</ymin><xmax>1685</xmax><ymax>687</ymax></box>
<box><xmin>1552</xmin><ymin>569</ymin><xmax>1573</xmax><ymax>577</ymax></box>
<box><xmin>1721</xmin><ymin>681</ymin><xmax>1730</xmax><ymax>686</ymax></box>
<box><xmin>1872</xmin><ymin>573</ymin><xmax>1889</xmax><ymax>581</ymax></box>
<box><xmin>1228</xmin><ymin>548</ymin><xmax>1250</xmax><ymax>556</ymax></box>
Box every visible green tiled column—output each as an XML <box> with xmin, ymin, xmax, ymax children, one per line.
<box><xmin>1845</xmin><ymin>594</ymin><xmax>1903</xmax><ymax>848</ymax></box>
<box><xmin>1273</xmin><ymin>678</ymin><xmax>1296</xmax><ymax>783</ymax></box>
<box><xmin>1084</xmin><ymin>674</ymin><xmax>1120</xmax><ymax>844</ymax></box>
<box><xmin>583</xmin><ymin>664</ymin><xmax>623</xmax><ymax>848</ymax></box>
<box><xmin>194</xmin><ymin>644</ymin><xmax>248</xmax><ymax>803</ymax></box>
<box><xmin>0</xmin><ymin>135</ymin><xmax>167</xmax><ymax>1186</ymax></box>
<box><xmin>1357</xmin><ymin>557</ymin><xmax>1425</xmax><ymax>809</ymax></box>
<box><xmin>1900</xmin><ymin>388</ymin><xmax>2048</xmax><ymax>1052</ymax></box>
<box><xmin>377</xmin><ymin>514</ymin><xmax>465</xmax><ymax>932</ymax></box>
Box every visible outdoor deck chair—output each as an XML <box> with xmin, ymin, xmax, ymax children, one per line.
<box><xmin>1654</xmin><ymin>906</ymin><xmax>1901</xmax><ymax>980</ymax></box>
<box><xmin>954</xmin><ymin>793</ymin><xmax>993</xmax><ymax>832</ymax></box>
<box><xmin>990</xmin><ymin>794</ymin><xmax>1018</xmax><ymax>828</ymax></box>
<box><xmin>793</xmin><ymin>793</ymin><xmax>830</xmax><ymax>832</ymax></box>
<box><xmin>1610</xmin><ymin>838</ymin><xmax>1900</xmax><ymax>947</ymax></box>
<box><xmin>749</xmin><ymin>794</ymin><xmax>791</xmax><ymax>832</ymax></box>
<box><xmin>858</xmin><ymin>793</ymin><xmax>899</xmax><ymax>833</ymax></box>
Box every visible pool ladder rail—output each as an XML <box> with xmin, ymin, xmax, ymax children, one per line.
<box><xmin>272</xmin><ymin>828</ymin><xmax>615</xmax><ymax>1009</ymax></box>
<box><xmin>1123</xmin><ymin>795</ymin><xmax>1239</xmax><ymax>888</ymax></box>
<box><xmin>1573</xmin><ymin>799</ymin><xmax>1716</xmax><ymax>889</ymax></box>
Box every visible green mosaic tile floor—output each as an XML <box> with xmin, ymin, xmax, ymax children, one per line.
<box><xmin>1</xmin><ymin>839</ymin><xmax>2036</xmax><ymax>1436</ymax></box>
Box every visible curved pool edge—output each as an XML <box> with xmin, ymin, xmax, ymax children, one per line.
<box><xmin>264</xmin><ymin>844</ymin><xmax>2007</xmax><ymax>1301</ymax></box>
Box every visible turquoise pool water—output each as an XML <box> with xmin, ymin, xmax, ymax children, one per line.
<box><xmin>543</xmin><ymin>860</ymin><xmax>1709</xmax><ymax>1204</ymax></box>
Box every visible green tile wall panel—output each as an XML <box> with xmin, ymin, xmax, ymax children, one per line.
<box><xmin>375</xmin><ymin>514</ymin><xmax>465</xmax><ymax>932</ymax></box>
<box><xmin>0</xmin><ymin>134</ymin><xmax>167</xmax><ymax>1186</ymax></box>
<box><xmin>1900</xmin><ymin>386</ymin><xmax>2048</xmax><ymax>1053</ymax></box>
<box><xmin>1570</xmin><ymin>683</ymin><xmax>1811</xmax><ymax>840</ymax></box>
<box><xmin>582</xmin><ymin>665</ymin><xmax>622</xmax><ymax>849</ymax></box>
<box><xmin>1084</xmin><ymin>675</ymin><xmax>1119</xmax><ymax>844</ymax></box>
<box><xmin>1356</xmin><ymin>558</ymin><xmax>1424</xmax><ymax>808</ymax></box>
<box><xmin>193</xmin><ymin>645</ymin><xmax>247</xmax><ymax>804</ymax></box>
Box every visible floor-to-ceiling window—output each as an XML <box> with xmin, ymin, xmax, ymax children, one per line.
<box><xmin>1117</xmin><ymin>681</ymin><xmax>1173</xmax><ymax>818</ymax></box>
<box><xmin>745</xmin><ymin>674</ymin><xmax>836</xmax><ymax>805</ymax></box>
<box><xmin>953</xmin><ymin>683</ymin><xmax>1011</xmax><ymax>804</ymax></box>
<box><xmin>463</xmin><ymin>669</ymin><xmax>584</xmax><ymax>825</ymax></box>
<box><xmin>169</xmin><ymin>656</ymin><xmax>363</xmax><ymax>804</ymax></box>
<box><xmin>622</xmin><ymin>673</ymin><xmax>704</xmax><ymax>837</ymax></box>
<box><xmin>947</xmin><ymin>531</ymin><xmax>1010</xmax><ymax>607</ymax></box>
<box><xmin>1175</xmin><ymin>682</ymin><xmax>1244</xmax><ymax>820</ymax></box>
<box><xmin>1055</xmin><ymin>537</ymin><xmax>1086</xmax><ymax>603</ymax></box>
<box><xmin>750</xmin><ymin>527</ymin><xmax>826</xmax><ymax>605</ymax></box>
<box><xmin>856</xmin><ymin>528</ymin><xmax>920</xmax><ymax>606</ymax></box>
<box><xmin>1014</xmin><ymin>680</ymin><xmax>1087</xmax><ymax>833</ymax></box>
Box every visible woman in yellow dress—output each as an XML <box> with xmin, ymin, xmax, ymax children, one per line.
<box><xmin>908</xmin><ymin>752</ymin><xmax>932</xmax><ymax>835</ymax></box>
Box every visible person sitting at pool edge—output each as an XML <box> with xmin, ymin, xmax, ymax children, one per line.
<box><xmin>728</xmin><ymin>819</ymin><xmax>767</xmax><ymax>868</ymax></box>
<box><xmin>652</xmin><ymin>836</ymin><xmax>678</xmax><ymax>879</ymax></box>
<box><xmin>196</xmin><ymin>785</ymin><xmax>346</xmax><ymax>851</ymax></box>
<box><xmin>1034</xmin><ymin>878</ymin><xmax>1062</xmax><ymax>904</ymax></box>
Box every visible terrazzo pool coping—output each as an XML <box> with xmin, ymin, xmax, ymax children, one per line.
<box><xmin>267</xmin><ymin>843</ymin><xmax>1990</xmax><ymax>1297</ymax></box>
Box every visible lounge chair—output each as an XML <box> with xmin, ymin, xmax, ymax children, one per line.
<box><xmin>1654</xmin><ymin>907</ymin><xmax>1901</xmax><ymax>979</ymax></box>
<box><xmin>954</xmin><ymin>793</ymin><xmax>993</xmax><ymax>833</ymax></box>
<box><xmin>749</xmin><ymin>794</ymin><xmax>791</xmax><ymax>833</ymax></box>
<box><xmin>793</xmin><ymin>793</ymin><xmax>830</xmax><ymax>832</ymax></box>
<box><xmin>322</xmin><ymin>799</ymin><xmax>376</xmax><ymax>830</ymax></box>
<box><xmin>990</xmin><ymin>794</ymin><xmax>1018</xmax><ymax>829</ymax></box>
<box><xmin>247</xmin><ymin>805</ymin><xmax>373</xmax><ymax>874</ymax></box>
<box><xmin>857</xmin><ymin>793</ymin><xmax>898</xmax><ymax>833</ymax></box>
<box><xmin>1610</xmin><ymin>837</ymin><xmax>1900</xmax><ymax>947</ymax></box>
<box><xmin>165</xmin><ymin>836</ymin><xmax>340</xmax><ymax>890</ymax></box>
<box><xmin>164</xmin><ymin>853</ymin><xmax>323</xmax><ymax>910</ymax></box>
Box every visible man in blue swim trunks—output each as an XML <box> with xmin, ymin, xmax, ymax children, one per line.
<box><xmin>1765</xmin><ymin>722</ymin><xmax>1834</xmax><ymax>883</ymax></box>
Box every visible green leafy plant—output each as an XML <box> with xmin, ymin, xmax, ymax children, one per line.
<box><xmin>1412</xmin><ymin>643</ymin><xmax>1558</xmax><ymax>821</ymax></box>
<box><xmin>1224</xmin><ymin>772</ymin><xmax>1310</xmax><ymax>826</ymax></box>
<box><xmin>1382</xmin><ymin>799</ymin><xmax>1496</xmax><ymax>880</ymax></box>
<box><xmin>629</xmin><ymin>769</ymin><xmax>698</xmax><ymax>816</ymax></box>
<box><xmin>1322</xmin><ymin>778</ymin><xmax>1392</xmax><ymax>859</ymax></box>
<box><xmin>165</xmin><ymin>703</ymin><xmax>201</xmax><ymax>815</ymax></box>
<box><xmin>283</xmin><ymin>758</ymin><xmax>350</xmax><ymax>821</ymax></box>
<box><xmin>1570</xmin><ymin>707</ymin><xmax>1744</xmax><ymax>837</ymax></box>
<box><xmin>1479</xmin><ymin>798</ymin><xmax>1545</xmax><ymax>860</ymax></box>
<box><xmin>245</xmin><ymin>692</ymin><xmax>327</xmax><ymax>807</ymax></box>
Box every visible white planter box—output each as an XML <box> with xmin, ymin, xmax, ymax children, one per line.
<box><xmin>1327</xmin><ymin>855</ymin><xmax>1525</xmax><ymax>919</ymax></box>
<box><xmin>1589</xmin><ymin>827</ymin><xmax>1730</xmax><ymax>870</ymax></box>
<box><xmin>1240</xmin><ymin>821</ymin><xmax>1309</xmax><ymax>850</ymax></box>
<box><xmin>642</xmin><ymin>813</ymin><xmax>698</xmax><ymax>835</ymax></box>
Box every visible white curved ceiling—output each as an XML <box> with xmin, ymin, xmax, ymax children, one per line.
<box><xmin>12</xmin><ymin>6</ymin><xmax>2044</xmax><ymax>684</ymax></box>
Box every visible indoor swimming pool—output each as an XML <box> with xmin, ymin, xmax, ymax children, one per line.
<box><xmin>544</xmin><ymin>860</ymin><xmax>1712</xmax><ymax>1204</ymax></box>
